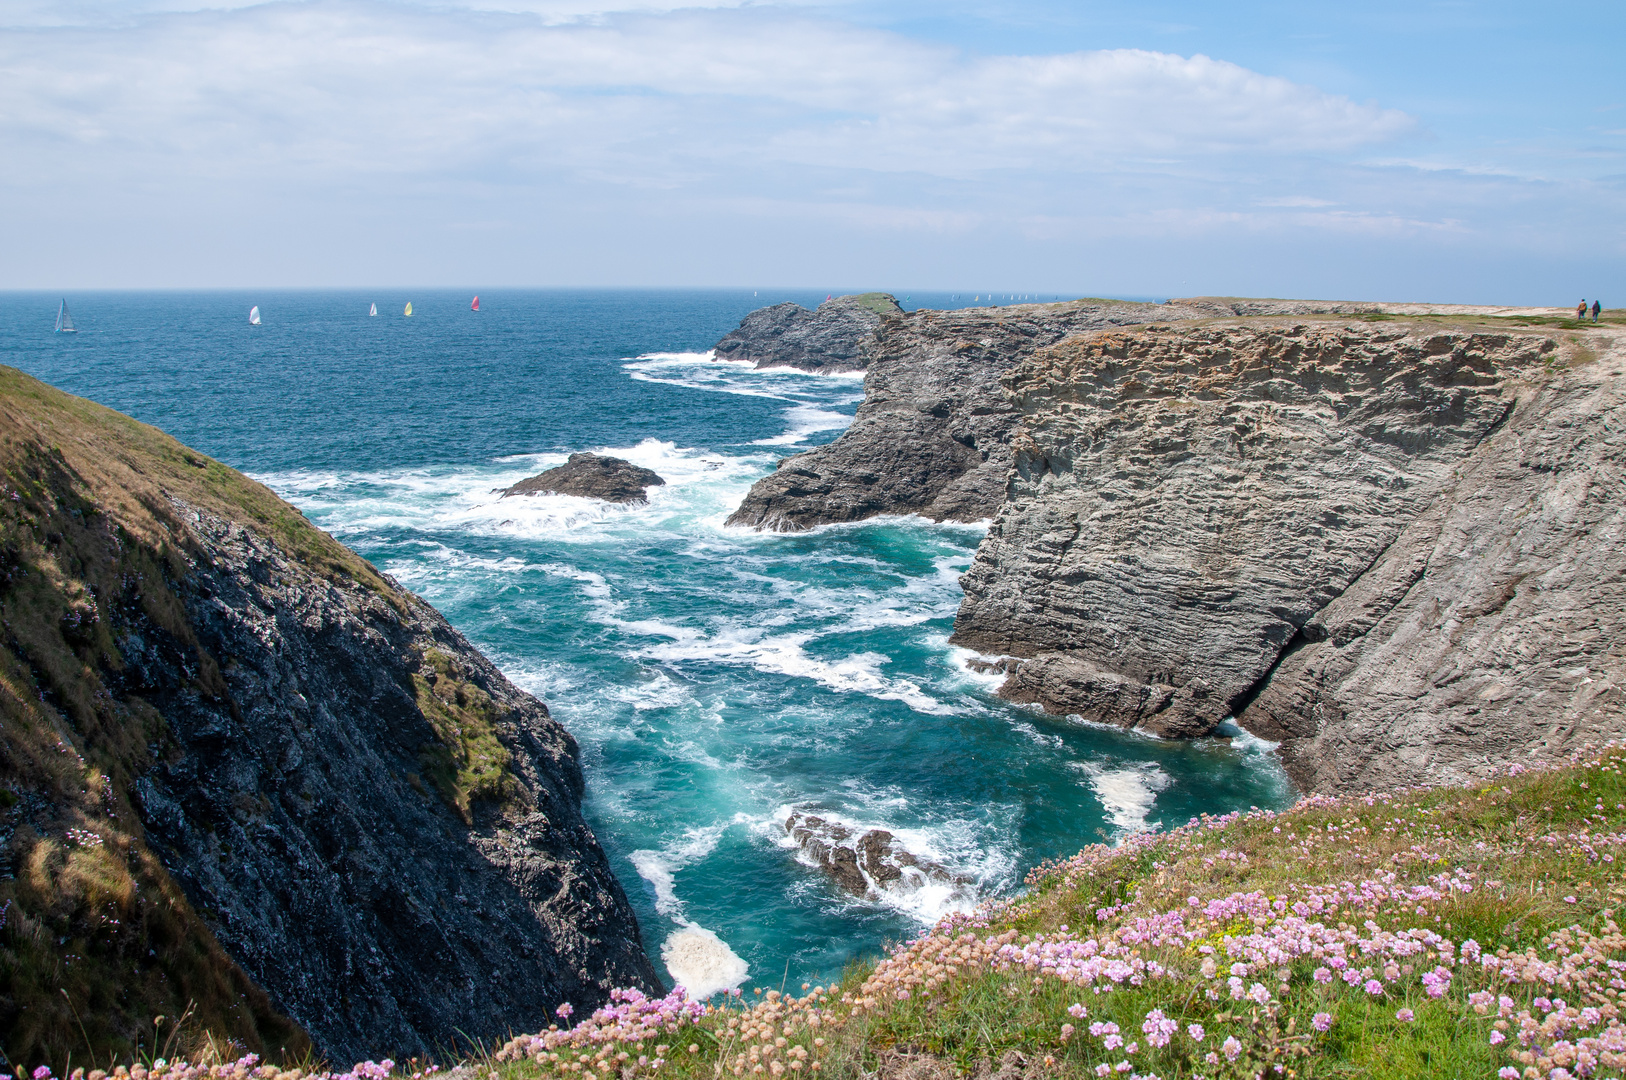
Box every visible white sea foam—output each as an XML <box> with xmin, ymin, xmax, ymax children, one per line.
<box><xmin>751</xmin><ymin>403</ymin><xmax>858</xmax><ymax>446</ymax></box>
<box><xmin>627</xmin><ymin>822</ymin><xmax>730</xmax><ymax>918</ymax></box>
<box><xmin>758</xmin><ymin>803</ymin><xmax>1013</xmax><ymax>925</ymax></box>
<box><xmin>1072</xmin><ymin>761</ymin><xmax>1172</xmax><ymax>836</ymax></box>
<box><xmin>661</xmin><ymin>924</ymin><xmax>750</xmax><ymax>1001</ymax></box>
<box><xmin>1214</xmin><ymin>719</ymin><xmax>1281</xmax><ymax>754</ymax></box>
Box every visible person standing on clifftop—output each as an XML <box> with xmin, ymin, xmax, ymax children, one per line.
<box><xmin>1578</xmin><ymin>300</ymin><xmax>1588</xmax><ymax>321</ymax></box>
<box><xmin>1593</xmin><ymin>300</ymin><xmax>1602</xmax><ymax>322</ymax></box>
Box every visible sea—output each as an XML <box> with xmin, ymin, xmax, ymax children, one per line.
<box><xmin>0</xmin><ymin>289</ymin><xmax>1293</xmax><ymax>1000</ymax></box>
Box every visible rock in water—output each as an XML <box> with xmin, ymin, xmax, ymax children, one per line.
<box><xmin>951</xmin><ymin>319</ymin><xmax>1626</xmax><ymax>789</ymax></box>
<box><xmin>712</xmin><ymin>293</ymin><xmax>902</xmax><ymax>372</ymax></box>
<box><xmin>0</xmin><ymin>365</ymin><xmax>660</xmax><ymax>1065</ymax></box>
<box><xmin>504</xmin><ymin>452</ymin><xmax>665</xmax><ymax>503</ymax></box>
<box><xmin>783</xmin><ymin>811</ymin><xmax>971</xmax><ymax>901</ymax></box>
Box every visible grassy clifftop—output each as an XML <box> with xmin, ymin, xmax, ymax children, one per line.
<box><xmin>0</xmin><ymin>363</ymin><xmax>405</xmax><ymax>1063</ymax></box>
<box><xmin>35</xmin><ymin>743</ymin><xmax>1622</xmax><ymax>1080</ymax></box>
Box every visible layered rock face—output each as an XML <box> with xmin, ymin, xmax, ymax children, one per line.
<box><xmin>1237</xmin><ymin>335</ymin><xmax>1626</xmax><ymax>792</ymax></box>
<box><xmin>712</xmin><ymin>293</ymin><xmax>902</xmax><ymax>372</ymax></box>
<box><xmin>950</xmin><ymin>321</ymin><xmax>1625</xmax><ymax>787</ymax></box>
<box><xmin>0</xmin><ymin>366</ymin><xmax>658</xmax><ymax>1063</ymax></box>
<box><xmin>504</xmin><ymin>452</ymin><xmax>665</xmax><ymax>503</ymax></box>
<box><xmin>727</xmin><ymin>300</ymin><xmax>1201</xmax><ymax>531</ymax></box>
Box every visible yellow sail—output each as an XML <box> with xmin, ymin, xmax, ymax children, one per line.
<box><xmin>404</xmin><ymin>302</ymin><xmax>413</xmax><ymax>317</ymax></box>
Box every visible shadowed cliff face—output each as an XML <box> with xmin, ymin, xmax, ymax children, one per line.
<box><xmin>712</xmin><ymin>293</ymin><xmax>902</xmax><ymax>372</ymax></box>
<box><xmin>0</xmin><ymin>366</ymin><xmax>659</xmax><ymax>1065</ymax></box>
<box><xmin>950</xmin><ymin>321</ymin><xmax>1626</xmax><ymax>787</ymax></box>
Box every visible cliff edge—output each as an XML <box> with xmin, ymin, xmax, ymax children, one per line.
<box><xmin>951</xmin><ymin>318</ymin><xmax>1624</xmax><ymax>790</ymax></box>
<box><xmin>0</xmin><ymin>367</ymin><xmax>659</xmax><ymax>1064</ymax></box>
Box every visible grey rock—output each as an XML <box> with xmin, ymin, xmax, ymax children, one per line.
<box><xmin>950</xmin><ymin>321</ymin><xmax>1562</xmax><ymax>740</ymax></box>
<box><xmin>1238</xmin><ymin>331</ymin><xmax>1626</xmax><ymax>792</ymax></box>
<box><xmin>129</xmin><ymin>502</ymin><xmax>660</xmax><ymax>1062</ymax></box>
<box><xmin>504</xmin><ymin>452</ymin><xmax>665</xmax><ymax>503</ymax></box>
<box><xmin>783</xmin><ymin>811</ymin><xmax>970</xmax><ymax>899</ymax></box>
<box><xmin>713</xmin><ymin>293</ymin><xmax>902</xmax><ymax>372</ymax></box>
<box><xmin>727</xmin><ymin>300</ymin><xmax>1206</xmax><ymax>531</ymax></box>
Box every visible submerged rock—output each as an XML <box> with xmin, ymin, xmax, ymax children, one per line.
<box><xmin>504</xmin><ymin>452</ymin><xmax>666</xmax><ymax>503</ymax></box>
<box><xmin>712</xmin><ymin>293</ymin><xmax>902</xmax><ymax>372</ymax></box>
<box><xmin>784</xmin><ymin>811</ymin><xmax>971</xmax><ymax>900</ymax></box>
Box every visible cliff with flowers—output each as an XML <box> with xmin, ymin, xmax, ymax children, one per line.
<box><xmin>0</xmin><ymin>367</ymin><xmax>659</xmax><ymax>1065</ymax></box>
<box><xmin>38</xmin><ymin>741</ymin><xmax>1624</xmax><ymax>1080</ymax></box>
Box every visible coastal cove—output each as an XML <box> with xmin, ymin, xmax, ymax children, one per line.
<box><xmin>0</xmin><ymin>289</ymin><xmax>1292</xmax><ymax>998</ymax></box>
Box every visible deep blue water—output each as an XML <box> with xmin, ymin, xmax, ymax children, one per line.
<box><xmin>0</xmin><ymin>289</ymin><xmax>1290</xmax><ymax>1001</ymax></box>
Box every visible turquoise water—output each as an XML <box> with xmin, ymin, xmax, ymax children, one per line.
<box><xmin>0</xmin><ymin>289</ymin><xmax>1292</xmax><ymax>998</ymax></box>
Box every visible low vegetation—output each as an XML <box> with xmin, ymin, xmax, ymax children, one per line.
<box><xmin>26</xmin><ymin>743</ymin><xmax>1621</xmax><ymax>1080</ymax></box>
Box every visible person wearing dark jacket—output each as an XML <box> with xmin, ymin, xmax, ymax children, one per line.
<box><xmin>1593</xmin><ymin>300</ymin><xmax>1602</xmax><ymax>322</ymax></box>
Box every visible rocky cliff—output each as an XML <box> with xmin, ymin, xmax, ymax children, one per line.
<box><xmin>949</xmin><ymin>318</ymin><xmax>1624</xmax><ymax>789</ymax></box>
<box><xmin>0</xmin><ymin>367</ymin><xmax>658</xmax><ymax>1065</ymax></box>
<box><xmin>712</xmin><ymin>293</ymin><xmax>902</xmax><ymax>372</ymax></box>
<box><xmin>726</xmin><ymin>300</ymin><xmax>1205</xmax><ymax>530</ymax></box>
<box><xmin>726</xmin><ymin>298</ymin><xmax>1572</xmax><ymax>534</ymax></box>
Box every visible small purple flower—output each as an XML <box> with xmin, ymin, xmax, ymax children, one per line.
<box><xmin>1489</xmin><ymin>1031</ymin><xmax>1506</xmax><ymax>1045</ymax></box>
<box><xmin>556</xmin><ymin>1002</ymin><xmax>575</xmax><ymax>1019</ymax></box>
<box><xmin>1498</xmin><ymin>1070</ymin><xmax>1520</xmax><ymax>1080</ymax></box>
<box><xmin>1363</xmin><ymin>979</ymin><xmax>1384</xmax><ymax>996</ymax></box>
<box><xmin>1313</xmin><ymin>967</ymin><xmax>1332</xmax><ymax>984</ymax></box>
<box><xmin>1311</xmin><ymin>1012</ymin><xmax>1333</xmax><ymax>1033</ymax></box>
<box><xmin>1186</xmin><ymin>1023</ymin><xmax>1205</xmax><ymax>1043</ymax></box>
<box><xmin>1395</xmin><ymin>1009</ymin><xmax>1415</xmax><ymax>1023</ymax></box>
<box><xmin>1221</xmin><ymin>1036</ymin><xmax>1242</xmax><ymax>1062</ymax></box>
<box><xmin>34</xmin><ymin>1069</ymin><xmax>51</xmax><ymax>1080</ymax></box>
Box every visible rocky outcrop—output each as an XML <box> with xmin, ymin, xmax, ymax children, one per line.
<box><xmin>504</xmin><ymin>453</ymin><xmax>665</xmax><ymax>503</ymax></box>
<box><xmin>949</xmin><ymin>320</ymin><xmax>1626</xmax><ymax>788</ymax></box>
<box><xmin>713</xmin><ymin>293</ymin><xmax>902</xmax><ymax>372</ymax></box>
<box><xmin>1236</xmin><ymin>333</ymin><xmax>1626</xmax><ymax>792</ymax></box>
<box><xmin>783</xmin><ymin>812</ymin><xmax>969</xmax><ymax>901</ymax></box>
<box><xmin>0</xmin><ymin>366</ymin><xmax>659</xmax><ymax>1064</ymax></box>
<box><xmin>139</xmin><ymin>506</ymin><xmax>661</xmax><ymax>1061</ymax></box>
<box><xmin>726</xmin><ymin>299</ymin><xmax>1572</xmax><ymax>534</ymax></box>
<box><xmin>727</xmin><ymin>300</ymin><xmax>1201</xmax><ymax>531</ymax></box>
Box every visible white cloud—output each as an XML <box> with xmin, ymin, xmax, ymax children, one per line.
<box><xmin>0</xmin><ymin>0</ymin><xmax>1415</xmax><ymax>192</ymax></box>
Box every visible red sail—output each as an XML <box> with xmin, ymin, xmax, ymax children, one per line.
<box><xmin>471</xmin><ymin>296</ymin><xmax>480</xmax><ymax>311</ymax></box>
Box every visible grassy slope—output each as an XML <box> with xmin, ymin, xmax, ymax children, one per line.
<box><xmin>0</xmin><ymin>363</ymin><xmax>408</xmax><ymax>1066</ymax></box>
<box><xmin>473</xmin><ymin>745</ymin><xmax>1626</xmax><ymax>1080</ymax></box>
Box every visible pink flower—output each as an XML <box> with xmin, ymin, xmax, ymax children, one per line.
<box><xmin>556</xmin><ymin>1003</ymin><xmax>575</xmax><ymax>1019</ymax></box>
<box><xmin>1068</xmin><ymin>1003</ymin><xmax>1089</xmax><ymax>1019</ymax></box>
<box><xmin>1499</xmin><ymin>1070</ymin><xmax>1520</xmax><ymax>1080</ymax></box>
<box><xmin>1489</xmin><ymin>1031</ymin><xmax>1505</xmax><ymax>1045</ymax></box>
<box><xmin>1363</xmin><ymin>979</ymin><xmax>1385</xmax><ymax>996</ymax></box>
<box><xmin>33</xmin><ymin>1070</ymin><xmax>51</xmax><ymax>1080</ymax></box>
<box><xmin>1396</xmin><ymin>1009</ymin><xmax>1415</xmax><ymax>1023</ymax></box>
<box><xmin>1311</xmin><ymin>1013</ymin><xmax>1333</xmax><ymax>1032</ymax></box>
<box><xmin>1186</xmin><ymin>1023</ymin><xmax>1205</xmax><ymax>1042</ymax></box>
<box><xmin>1060</xmin><ymin>1024</ymin><xmax>1075</xmax><ymax>1043</ymax></box>
<box><xmin>1313</xmin><ymin>967</ymin><xmax>1332</xmax><ymax>984</ymax></box>
<box><xmin>1222</xmin><ymin>1036</ymin><xmax>1242</xmax><ymax>1062</ymax></box>
<box><xmin>1142</xmin><ymin>1009</ymin><xmax>1177</xmax><ymax>1048</ymax></box>
<box><xmin>1103</xmin><ymin>1034</ymin><xmax>1124</xmax><ymax>1050</ymax></box>
<box><xmin>1095</xmin><ymin>1067</ymin><xmax>1110</xmax><ymax>1078</ymax></box>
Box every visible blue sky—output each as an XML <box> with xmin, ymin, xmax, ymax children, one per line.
<box><xmin>3</xmin><ymin>0</ymin><xmax>1622</xmax><ymax>301</ymax></box>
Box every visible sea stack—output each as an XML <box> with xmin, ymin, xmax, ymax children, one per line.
<box><xmin>502</xmin><ymin>452</ymin><xmax>666</xmax><ymax>504</ymax></box>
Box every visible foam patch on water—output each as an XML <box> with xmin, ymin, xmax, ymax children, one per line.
<box><xmin>1214</xmin><ymin>719</ymin><xmax>1281</xmax><ymax>754</ymax></box>
<box><xmin>752</xmin><ymin>402</ymin><xmax>858</xmax><ymax>446</ymax></box>
<box><xmin>1072</xmin><ymin>761</ymin><xmax>1172</xmax><ymax>836</ymax></box>
<box><xmin>661</xmin><ymin>924</ymin><xmax>750</xmax><ymax>1001</ymax></box>
<box><xmin>628</xmin><ymin>822</ymin><xmax>730</xmax><ymax>918</ymax></box>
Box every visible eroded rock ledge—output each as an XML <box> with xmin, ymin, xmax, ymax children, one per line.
<box><xmin>950</xmin><ymin>320</ymin><xmax>1626</xmax><ymax>791</ymax></box>
<box><xmin>713</xmin><ymin>293</ymin><xmax>903</xmax><ymax>372</ymax></box>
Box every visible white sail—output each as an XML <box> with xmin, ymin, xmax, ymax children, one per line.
<box><xmin>249</xmin><ymin>305</ymin><xmax>261</xmax><ymax>325</ymax></box>
<box><xmin>369</xmin><ymin>303</ymin><xmax>377</xmax><ymax>317</ymax></box>
<box><xmin>55</xmin><ymin>299</ymin><xmax>75</xmax><ymax>333</ymax></box>
<box><xmin>404</xmin><ymin>302</ymin><xmax>413</xmax><ymax>317</ymax></box>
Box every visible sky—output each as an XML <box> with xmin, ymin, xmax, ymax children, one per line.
<box><xmin>2</xmin><ymin>0</ymin><xmax>1622</xmax><ymax>301</ymax></box>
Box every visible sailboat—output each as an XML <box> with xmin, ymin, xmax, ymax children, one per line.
<box><xmin>404</xmin><ymin>302</ymin><xmax>413</xmax><ymax>317</ymax></box>
<box><xmin>54</xmin><ymin>299</ymin><xmax>76</xmax><ymax>333</ymax></box>
<box><xmin>369</xmin><ymin>303</ymin><xmax>378</xmax><ymax>317</ymax></box>
<box><xmin>249</xmin><ymin>305</ymin><xmax>261</xmax><ymax>326</ymax></box>
<box><xmin>471</xmin><ymin>295</ymin><xmax>480</xmax><ymax>311</ymax></box>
